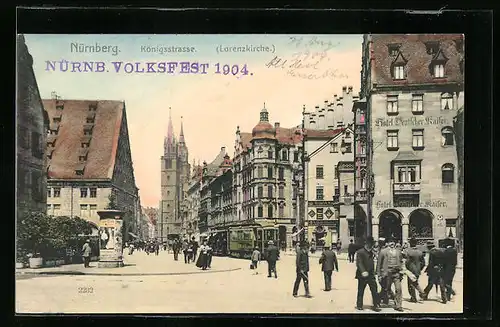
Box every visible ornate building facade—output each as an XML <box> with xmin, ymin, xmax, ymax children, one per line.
<box><xmin>183</xmin><ymin>162</ymin><xmax>203</xmax><ymax>240</ymax></box>
<box><xmin>233</xmin><ymin>106</ymin><xmax>303</xmax><ymax>248</ymax></box>
<box><xmin>16</xmin><ymin>34</ymin><xmax>50</xmax><ymax>219</ymax></box>
<box><xmin>356</xmin><ymin>34</ymin><xmax>464</xmax><ymax>244</ymax></box>
<box><xmin>159</xmin><ymin>110</ymin><xmax>190</xmax><ymax>241</ymax></box>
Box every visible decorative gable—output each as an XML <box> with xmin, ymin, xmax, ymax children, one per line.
<box><xmin>392</xmin><ymin>51</ymin><xmax>408</xmax><ymax>66</ymax></box>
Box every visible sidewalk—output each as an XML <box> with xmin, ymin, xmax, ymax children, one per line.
<box><xmin>15</xmin><ymin>251</ymin><xmax>241</xmax><ymax>276</ymax></box>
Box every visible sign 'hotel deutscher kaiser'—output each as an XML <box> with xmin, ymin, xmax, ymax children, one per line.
<box><xmin>374</xmin><ymin>116</ymin><xmax>449</xmax><ymax>127</ymax></box>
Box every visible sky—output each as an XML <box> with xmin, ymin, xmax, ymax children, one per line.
<box><xmin>24</xmin><ymin>34</ymin><xmax>363</xmax><ymax>207</ymax></box>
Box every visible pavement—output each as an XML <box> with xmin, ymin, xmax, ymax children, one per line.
<box><xmin>16</xmin><ymin>251</ymin><xmax>240</xmax><ymax>276</ymax></box>
<box><xmin>15</xmin><ymin>250</ymin><xmax>463</xmax><ymax>314</ymax></box>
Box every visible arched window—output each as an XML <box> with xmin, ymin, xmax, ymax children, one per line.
<box><xmin>441</xmin><ymin>127</ymin><xmax>455</xmax><ymax>146</ymax></box>
<box><xmin>441</xmin><ymin>92</ymin><xmax>454</xmax><ymax>110</ymax></box>
<box><xmin>268</xmin><ymin>205</ymin><xmax>273</xmax><ymax>218</ymax></box>
<box><xmin>442</xmin><ymin>163</ymin><xmax>455</xmax><ymax>183</ymax></box>
<box><xmin>257</xmin><ymin>205</ymin><xmax>263</xmax><ymax>218</ymax></box>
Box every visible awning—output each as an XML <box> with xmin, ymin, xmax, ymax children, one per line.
<box><xmin>128</xmin><ymin>232</ymin><xmax>138</xmax><ymax>238</ymax></box>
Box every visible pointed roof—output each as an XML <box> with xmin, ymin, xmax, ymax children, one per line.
<box><xmin>167</xmin><ymin>107</ymin><xmax>174</xmax><ymax>144</ymax></box>
<box><xmin>391</xmin><ymin>151</ymin><xmax>422</xmax><ymax>162</ymax></box>
<box><xmin>179</xmin><ymin>116</ymin><xmax>185</xmax><ymax>144</ymax></box>
<box><xmin>392</xmin><ymin>51</ymin><xmax>408</xmax><ymax>65</ymax></box>
<box><xmin>432</xmin><ymin>49</ymin><xmax>448</xmax><ymax>62</ymax></box>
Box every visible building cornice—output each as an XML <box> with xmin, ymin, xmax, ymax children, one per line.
<box><xmin>371</xmin><ymin>82</ymin><xmax>463</xmax><ymax>93</ymax></box>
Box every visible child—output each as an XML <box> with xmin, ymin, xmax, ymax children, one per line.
<box><xmin>251</xmin><ymin>247</ymin><xmax>261</xmax><ymax>275</ymax></box>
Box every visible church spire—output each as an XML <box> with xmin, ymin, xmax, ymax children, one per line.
<box><xmin>179</xmin><ymin>116</ymin><xmax>185</xmax><ymax>144</ymax></box>
<box><xmin>167</xmin><ymin>107</ymin><xmax>174</xmax><ymax>144</ymax></box>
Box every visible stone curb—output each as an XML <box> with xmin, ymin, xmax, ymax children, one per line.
<box><xmin>15</xmin><ymin>267</ymin><xmax>241</xmax><ymax>277</ymax></box>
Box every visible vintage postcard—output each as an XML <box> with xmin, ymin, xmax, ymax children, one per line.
<box><xmin>16</xmin><ymin>33</ymin><xmax>464</xmax><ymax>314</ymax></box>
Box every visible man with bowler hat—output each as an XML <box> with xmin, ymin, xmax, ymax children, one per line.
<box><xmin>355</xmin><ymin>236</ymin><xmax>381</xmax><ymax>312</ymax></box>
<box><xmin>319</xmin><ymin>244</ymin><xmax>339</xmax><ymax>291</ymax></box>
<box><xmin>377</xmin><ymin>236</ymin><xmax>404</xmax><ymax>311</ymax></box>
<box><xmin>403</xmin><ymin>237</ymin><xmax>426</xmax><ymax>302</ymax></box>
<box><xmin>293</xmin><ymin>240</ymin><xmax>311</xmax><ymax>298</ymax></box>
<box><xmin>265</xmin><ymin>240</ymin><xmax>279</xmax><ymax>278</ymax></box>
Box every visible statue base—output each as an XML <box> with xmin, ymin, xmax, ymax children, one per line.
<box><xmin>98</xmin><ymin>261</ymin><xmax>124</xmax><ymax>268</ymax></box>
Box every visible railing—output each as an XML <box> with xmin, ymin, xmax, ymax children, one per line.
<box><xmin>393</xmin><ymin>182</ymin><xmax>421</xmax><ymax>193</ymax></box>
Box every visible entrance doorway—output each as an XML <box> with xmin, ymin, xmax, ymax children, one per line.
<box><xmin>378</xmin><ymin>209</ymin><xmax>403</xmax><ymax>243</ymax></box>
<box><xmin>409</xmin><ymin>209</ymin><xmax>434</xmax><ymax>244</ymax></box>
<box><xmin>354</xmin><ymin>204</ymin><xmax>367</xmax><ymax>244</ymax></box>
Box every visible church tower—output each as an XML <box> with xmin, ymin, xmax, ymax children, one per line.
<box><xmin>160</xmin><ymin>108</ymin><xmax>185</xmax><ymax>241</ymax></box>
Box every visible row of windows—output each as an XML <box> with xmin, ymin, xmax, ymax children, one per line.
<box><xmin>329</xmin><ymin>141</ymin><xmax>352</xmax><ymax>154</ymax></box>
<box><xmin>242</xmin><ymin>149</ymin><xmax>301</xmax><ymax>165</ymax></box>
<box><xmin>386</xmin><ymin>127</ymin><xmax>454</xmax><ymax>150</ymax></box>
<box><xmin>386</xmin><ymin>93</ymin><xmax>455</xmax><ymax>115</ymax></box>
<box><xmin>315</xmin><ymin>185</ymin><xmax>351</xmax><ymax>200</ymax></box>
<box><xmin>254</xmin><ymin>166</ymin><xmax>286</xmax><ymax>180</ymax></box>
<box><xmin>393</xmin><ymin>163</ymin><xmax>455</xmax><ymax>184</ymax></box>
<box><xmin>47</xmin><ymin>204</ymin><xmax>98</xmax><ymax>217</ymax></box>
<box><xmin>47</xmin><ymin>187</ymin><xmax>97</xmax><ymax>198</ymax></box>
<box><xmin>18</xmin><ymin>168</ymin><xmax>44</xmax><ymax>200</ymax></box>
<box><xmin>392</xmin><ymin>62</ymin><xmax>450</xmax><ymax>81</ymax></box>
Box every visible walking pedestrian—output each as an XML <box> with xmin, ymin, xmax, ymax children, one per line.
<box><xmin>403</xmin><ymin>237</ymin><xmax>426</xmax><ymax>303</ymax></box>
<box><xmin>347</xmin><ymin>239</ymin><xmax>356</xmax><ymax>263</ymax></box>
<box><xmin>155</xmin><ymin>242</ymin><xmax>160</xmax><ymax>256</ymax></box>
<box><xmin>376</xmin><ymin>237</ymin><xmax>395</xmax><ymax>305</ymax></box>
<box><xmin>336</xmin><ymin>240</ymin><xmax>342</xmax><ymax>255</ymax></box>
<box><xmin>196</xmin><ymin>240</ymin><xmax>210</xmax><ymax>270</ymax></box>
<box><xmin>355</xmin><ymin>236</ymin><xmax>381</xmax><ymax>312</ymax></box>
<box><xmin>173</xmin><ymin>239</ymin><xmax>180</xmax><ymax>261</ymax></box>
<box><xmin>182</xmin><ymin>239</ymin><xmax>189</xmax><ymax>264</ymax></box>
<box><xmin>251</xmin><ymin>246</ymin><xmax>261</xmax><ymax>275</ymax></box>
<box><xmin>377</xmin><ymin>237</ymin><xmax>404</xmax><ymax>311</ymax></box>
<box><xmin>191</xmin><ymin>237</ymin><xmax>199</xmax><ymax>262</ymax></box>
<box><xmin>293</xmin><ymin>241</ymin><xmax>311</xmax><ymax>298</ymax></box>
<box><xmin>265</xmin><ymin>240</ymin><xmax>279</xmax><ymax>278</ymax></box>
<box><xmin>442</xmin><ymin>238</ymin><xmax>458</xmax><ymax>301</ymax></box>
<box><xmin>319</xmin><ymin>244</ymin><xmax>338</xmax><ymax>291</ymax></box>
<box><xmin>421</xmin><ymin>242</ymin><xmax>447</xmax><ymax>303</ymax></box>
<box><xmin>82</xmin><ymin>239</ymin><xmax>92</xmax><ymax>268</ymax></box>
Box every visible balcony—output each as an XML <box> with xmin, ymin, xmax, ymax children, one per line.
<box><xmin>393</xmin><ymin>182</ymin><xmax>421</xmax><ymax>194</ymax></box>
<box><xmin>355</xmin><ymin>190</ymin><xmax>368</xmax><ymax>202</ymax></box>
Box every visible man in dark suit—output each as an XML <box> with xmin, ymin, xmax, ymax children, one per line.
<box><xmin>442</xmin><ymin>238</ymin><xmax>458</xmax><ymax>301</ymax></box>
<box><xmin>403</xmin><ymin>237</ymin><xmax>426</xmax><ymax>302</ymax></box>
<box><xmin>355</xmin><ymin>236</ymin><xmax>381</xmax><ymax>312</ymax></box>
<box><xmin>347</xmin><ymin>239</ymin><xmax>356</xmax><ymax>263</ymax></box>
<box><xmin>319</xmin><ymin>244</ymin><xmax>339</xmax><ymax>291</ymax></box>
<box><xmin>265</xmin><ymin>240</ymin><xmax>280</xmax><ymax>278</ymax></box>
<box><xmin>421</xmin><ymin>242</ymin><xmax>447</xmax><ymax>303</ymax></box>
<box><xmin>293</xmin><ymin>240</ymin><xmax>311</xmax><ymax>298</ymax></box>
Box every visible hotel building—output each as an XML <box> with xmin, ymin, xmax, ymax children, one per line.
<box><xmin>355</xmin><ymin>34</ymin><xmax>464</xmax><ymax>244</ymax></box>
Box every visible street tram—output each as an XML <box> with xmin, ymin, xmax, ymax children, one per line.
<box><xmin>227</xmin><ymin>224</ymin><xmax>279</xmax><ymax>259</ymax></box>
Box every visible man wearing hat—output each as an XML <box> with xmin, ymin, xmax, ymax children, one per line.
<box><xmin>403</xmin><ymin>237</ymin><xmax>426</xmax><ymax>302</ymax></box>
<box><xmin>442</xmin><ymin>238</ymin><xmax>458</xmax><ymax>301</ymax></box>
<box><xmin>265</xmin><ymin>240</ymin><xmax>279</xmax><ymax>278</ymax></box>
<box><xmin>293</xmin><ymin>240</ymin><xmax>311</xmax><ymax>298</ymax></box>
<box><xmin>82</xmin><ymin>239</ymin><xmax>92</xmax><ymax>268</ymax></box>
<box><xmin>355</xmin><ymin>236</ymin><xmax>380</xmax><ymax>311</ymax></box>
<box><xmin>421</xmin><ymin>241</ymin><xmax>447</xmax><ymax>303</ymax></box>
<box><xmin>377</xmin><ymin>236</ymin><xmax>404</xmax><ymax>311</ymax></box>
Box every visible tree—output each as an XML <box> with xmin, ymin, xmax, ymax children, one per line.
<box><xmin>17</xmin><ymin>211</ymin><xmax>51</xmax><ymax>258</ymax></box>
<box><xmin>106</xmin><ymin>192</ymin><xmax>118</xmax><ymax>210</ymax></box>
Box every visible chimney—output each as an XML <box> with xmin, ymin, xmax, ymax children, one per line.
<box><xmin>275</xmin><ymin>122</ymin><xmax>280</xmax><ymax>128</ymax></box>
<box><xmin>342</xmin><ymin>86</ymin><xmax>347</xmax><ymax>98</ymax></box>
<box><xmin>221</xmin><ymin>146</ymin><xmax>226</xmax><ymax>154</ymax></box>
<box><xmin>348</xmin><ymin>86</ymin><xmax>353</xmax><ymax>93</ymax></box>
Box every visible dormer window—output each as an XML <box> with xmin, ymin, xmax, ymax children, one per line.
<box><xmin>391</xmin><ymin>52</ymin><xmax>408</xmax><ymax>80</ymax></box>
<box><xmin>49</xmin><ymin>122</ymin><xmax>60</xmax><ymax>135</ymax></box>
<box><xmin>430</xmin><ymin>49</ymin><xmax>448</xmax><ymax>78</ymax></box>
<box><xmin>83</xmin><ymin>124</ymin><xmax>94</xmax><ymax>135</ymax></box>
<box><xmin>424</xmin><ymin>41</ymin><xmax>440</xmax><ymax>55</ymax></box>
<box><xmin>86</xmin><ymin>112</ymin><xmax>96</xmax><ymax>123</ymax></box>
<box><xmin>53</xmin><ymin>112</ymin><xmax>62</xmax><ymax>122</ymax></box>
<box><xmin>46</xmin><ymin>148</ymin><xmax>54</xmax><ymax>159</ymax></box>
<box><xmin>79</xmin><ymin>148</ymin><xmax>89</xmax><ymax>162</ymax></box>
<box><xmin>75</xmin><ymin>163</ymin><xmax>85</xmax><ymax>175</ymax></box>
<box><xmin>387</xmin><ymin>43</ymin><xmax>401</xmax><ymax>56</ymax></box>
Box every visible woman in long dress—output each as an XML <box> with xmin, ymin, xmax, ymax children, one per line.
<box><xmin>197</xmin><ymin>241</ymin><xmax>210</xmax><ymax>270</ymax></box>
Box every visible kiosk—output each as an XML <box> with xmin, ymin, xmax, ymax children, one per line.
<box><xmin>97</xmin><ymin>210</ymin><xmax>125</xmax><ymax>268</ymax></box>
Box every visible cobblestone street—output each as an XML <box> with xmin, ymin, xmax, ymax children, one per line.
<box><xmin>16</xmin><ymin>250</ymin><xmax>463</xmax><ymax>314</ymax></box>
